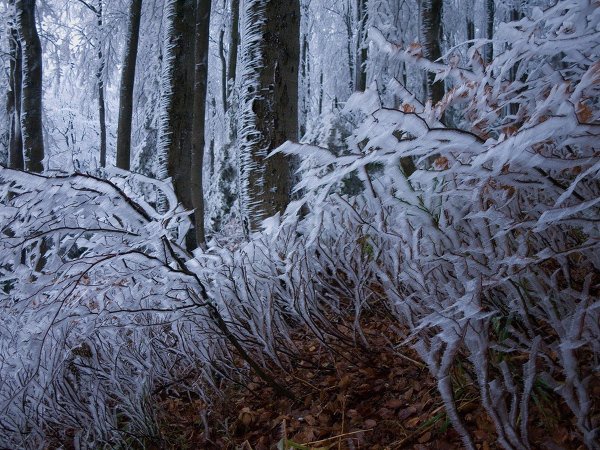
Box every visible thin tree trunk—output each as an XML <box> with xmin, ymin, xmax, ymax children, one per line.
<box><xmin>16</xmin><ymin>0</ymin><xmax>44</xmax><ymax>173</ymax></box>
<box><xmin>345</xmin><ymin>4</ymin><xmax>354</xmax><ymax>93</ymax></box>
<box><xmin>116</xmin><ymin>0</ymin><xmax>143</xmax><ymax>170</ymax></box>
<box><xmin>467</xmin><ymin>17</ymin><xmax>474</xmax><ymax>46</ymax></box>
<box><xmin>509</xmin><ymin>6</ymin><xmax>522</xmax><ymax>116</ymax></box>
<box><xmin>300</xmin><ymin>33</ymin><xmax>310</xmax><ymax>136</ymax></box>
<box><xmin>226</xmin><ymin>0</ymin><xmax>239</xmax><ymax>106</ymax></box>
<box><xmin>7</xmin><ymin>1</ymin><xmax>24</xmax><ymax>170</ymax></box>
<box><xmin>190</xmin><ymin>0</ymin><xmax>211</xmax><ymax>248</ymax></box>
<box><xmin>218</xmin><ymin>28</ymin><xmax>228</xmax><ymax>112</ymax></box>
<box><xmin>318</xmin><ymin>70</ymin><xmax>323</xmax><ymax>116</ymax></box>
<box><xmin>485</xmin><ymin>0</ymin><xmax>494</xmax><ymax>64</ymax></box>
<box><xmin>354</xmin><ymin>0</ymin><xmax>368</xmax><ymax>91</ymax></box>
<box><xmin>97</xmin><ymin>0</ymin><xmax>107</xmax><ymax>167</ymax></box>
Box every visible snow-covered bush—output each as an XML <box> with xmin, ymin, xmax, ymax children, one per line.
<box><xmin>0</xmin><ymin>168</ymin><xmax>225</xmax><ymax>447</ymax></box>
<box><xmin>276</xmin><ymin>1</ymin><xmax>600</xmax><ymax>448</ymax></box>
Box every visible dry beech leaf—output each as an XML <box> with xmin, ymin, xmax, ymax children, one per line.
<box><xmin>406</xmin><ymin>416</ymin><xmax>420</xmax><ymax>428</ymax></box>
<box><xmin>576</xmin><ymin>102</ymin><xmax>593</xmax><ymax>123</ymax></box>
<box><xmin>418</xmin><ymin>431</ymin><xmax>432</xmax><ymax>443</ymax></box>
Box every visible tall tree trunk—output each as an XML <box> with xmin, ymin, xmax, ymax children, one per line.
<box><xmin>300</xmin><ymin>33</ymin><xmax>310</xmax><ymax>136</ymax></box>
<box><xmin>344</xmin><ymin>4</ymin><xmax>354</xmax><ymax>93</ymax></box>
<box><xmin>97</xmin><ymin>0</ymin><xmax>107</xmax><ymax>168</ymax></box>
<box><xmin>421</xmin><ymin>0</ymin><xmax>444</xmax><ymax>105</ymax></box>
<box><xmin>116</xmin><ymin>0</ymin><xmax>143</xmax><ymax>170</ymax></box>
<box><xmin>16</xmin><ymin>0</ymin><xmax>44</xmax><ymax>173</ymax></box>
<box><xmin>218</xmin><ymin>28</ymin><xmax>228</xmax><ymax>112</ymax></box>
<box><xmin>354</xmin><ymin>0</ymin><xmax>368</xmax><ymax>91</ymax></box>
<box><xmin>239</xmin><ymin>0</ymin><xmax>300</xmax><ymax>233</ymax></box>
<box><xmin>158</xmin><ymin>0</ymin><xmax>197</xmax><ymax>248</ymax></box>
<box><xmin>226</xmin><ymin>0</ymin><xmax>239</xmax><ymax>109</ymax></box>
<box><xmin>509</xmin><ymin>5</ymin><xmax>522</xmax><ymax>116</ymax></box>
<box><xmin>190</xmin><ymin>0</ymin><xmax>211</xmax><ymax>248</ymax></box>
<box><xmin>7</xmin><ymin>1</ymin><xmax>24</xmax><ymax>170</ymax></box>
<box><xmin>485</xmin><ymin>0</ymin><xmax>494</xmax><ymax>64</ymax></box>
<box><xmin>467</xmin><ymin>18</ymin><xmax>474</xmax><ymax>46</ymax></box>
<box><xmin>318</xmin><ymin>70</ymin><xmax>323</xmax><ymax>116</ymax></box>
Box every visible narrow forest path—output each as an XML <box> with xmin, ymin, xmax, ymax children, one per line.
<box><xmin>154</xmin><ymin>310</ymin><xmax>590</xmax><ymax>449</ymax></box>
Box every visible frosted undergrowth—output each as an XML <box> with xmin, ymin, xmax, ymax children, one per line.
<box><xmin>1</xmin><ymin>1</ymin><xmax>599</xmax><ymax>448</ymax></box>
<box><xmin>275</xmin><ymin>2</ymin><xmax>600</xmax><ymax>448</ymax></box>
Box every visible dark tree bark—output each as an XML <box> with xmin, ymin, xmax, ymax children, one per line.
<box><xmin>422</xmin><ymin>0</ymin><xmax>444</xmax><ymax>105</ymax></box>
<box><xmin>344</xmin><ymin>4</ymin><xmax>354</xmax><ymax>92</ymax></box>
<box><xmin>300</xmin><ymin>33</ymin><xmax>310</xmax><ymax>136</ymax></box>
<box><xmin>485</xmin><ymin>0</ymin><xmax>494</xmax><ymax>64</ymax></box>
<box><xmin>318</xmin><ymin>70</ymin><xmax>323</xmax><ymax>116</ymax></box>
<box><xmin>160</xmin><ymin>0</ymin><xmax>197</xmax><ymax>248</ymax></box>
<box><xmin>218</xmin><ymin>28</ymin><xmax>227</xmax><ymax>112</ymax></box>
<box><xmin>116</xmin><ymin>0</ymin><xmax>143</xmax><ymax>170</ymax></box>
<box><xmin>16</xmin><ymin>0</ymin><xmax>44</xmax><ymax>173</ymax></box>
<box><xmin>7</xmin><ymin>1</ymin><xmax>24</xmax><ymax>170</ymax></box>
<box><xmin>225</xmin><ymin>0</ymin><xmax>239</xmax><ymax>109</ymax></box>
<box><xmin>166</xmin><ymin>0</ymin><xmax>195</xmax><ymax>210</ymax></box>
<box><xmin>97</xmin><ymin>0</ymin><xmax>107</xmax><ymax>168</ymax></box>
<box><xmin>354</xmin><ymin>0</ymin><xmax>368</xmax><ymax>91</ymax></box>
<box><xmin>239</xmin><ymin>0</ymin><xmax>300</xmax><ymax>233</ymax></box>
<box><xmin>190</xmin><ymin>0</ymin><xmax>212</xmax><ymax>248</ymax></box>
<box><xmin>467</xmin><ymin>17</ymin><xmax>475</xmax><ymax>46</ymax></box>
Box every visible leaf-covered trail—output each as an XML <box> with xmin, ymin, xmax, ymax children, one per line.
<box><xmin>154</xmin><ymin>311</ymin><xmax>589</xmax><ymax>449</ymax></box>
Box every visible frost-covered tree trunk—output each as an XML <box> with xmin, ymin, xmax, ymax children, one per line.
<box><xmin>421</xmin><ymin>0</ymin><xmax>443</xmax><ymax>104</ymax></box>
<box><xmin>73</xmin><ymin>0</ymin><xmax>108</xmax><ymax>168</ymax></box>
<box><xmin>354</xmin><ymin>0</ymin><xmax>368</xmax><ymax>91</ymax></box>
<box><xmin>344</xmin><ymin>2</ymin><xmax>355</xmax><ymax>93</ymax></box>
<box><xmin>485</xmin><ymin>0</ymin><xmax>494</xmax><ymax>64</ymax></box>
<box><xmin>96</xmin><ymin>0</ymin><xmax>107</xmax><ymax>168</ymax></box>
<box><xmin>204</xmin><ymin>0</ymin><xmax>241</xmax><ymax>233</ymax></box>
<box><xmin>238</xmin><ymin>0</ymin><xmax>300</xmax><ymax>233</ymax></box>
<box><xmin>226</xmin><ymin>0</ymin><xmax>239</xmax><ymax>111</ymax></box>
<box><xmin>190</xmin><ymin>0</ymin><xmax>212</xmax><ymax>248</ymax></box>
<box><xmin>7</xmin><ymin>1</ymin><xmax>24</xmax><ymax>170</ymax></box>
<box><xmin>300</xmin><ymin>32</ymin><xmax>309</xmax><ymax>136</ymax></box>
<box><xmin>16</xmin><ymin>0</ymin><xmax>44</xmax><ymax>173</ymax></box>
<box><xmin>218</xmin><ymin>28</ymin><xmax>228</xmax><ymax>113</ymax></box>
<box><xmin>157</xmin><ymin>0</ymin><xmax>197</xmax><ymax>248</ymax></box>
<box><xmin>116</xmin><ymin>0</ymin><xmax>143</xmax><ymax>170</ymax></box>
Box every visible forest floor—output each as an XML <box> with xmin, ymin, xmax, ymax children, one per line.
<box><xmin>154</xmin><ymin>307</ymin><xmax>593</xmax><ymax>450</ymax></box>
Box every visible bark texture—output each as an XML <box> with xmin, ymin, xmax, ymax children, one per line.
<box><xmin>7</xmin><ymin>1</ymin><xmax>24</xmax><ymax>170</ymax></box>
<box><xmin>239</xmin><ymin>0</ymin><xmax>300</xmax><ymax>233</ymax></box>
<box><xmin>226</xmin><ymin>0</ymin><xmax>240</xmax><ymax>108</ymax></box>
<box><xmin>422</xmin><ymin>0</ymin><xmax>444</xmax><ymax>104</ymax></box>
<box><xmin>354</xmin><ymin>0</ymin><xmax>368</xmax><ymax>91</ymax></box>
<box><xmin>158</xmin><ymin>0</ymin><xmax>198</xmax><ymax>249</ymax></box>
<box><xmin>97</xmin><ymin>0</ymin><xmax>107</xmax><ymax>168</ymax></box>
<box><xmin>16</xmin><ymin>0</ymin><xmax>44</xmax><ymax>173</ymax></box>
<box><xmin>165</xmin><ymin>0</ymin><xmax>196</xmax><ymax>213</ymax></box>
<box><xmin>116</xmin><ymin>0</ymin><xmax>143</xmax><ymax>170</ymax></box>
<box><xmin>190</xmin><ymin>0</ymin><xmax>212</xmax><ymax>248</ymax></box>
<box><xmin>486</xmin><ymin>0</ymin><xmax>495</xmax><ymax>64</ymax></box>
